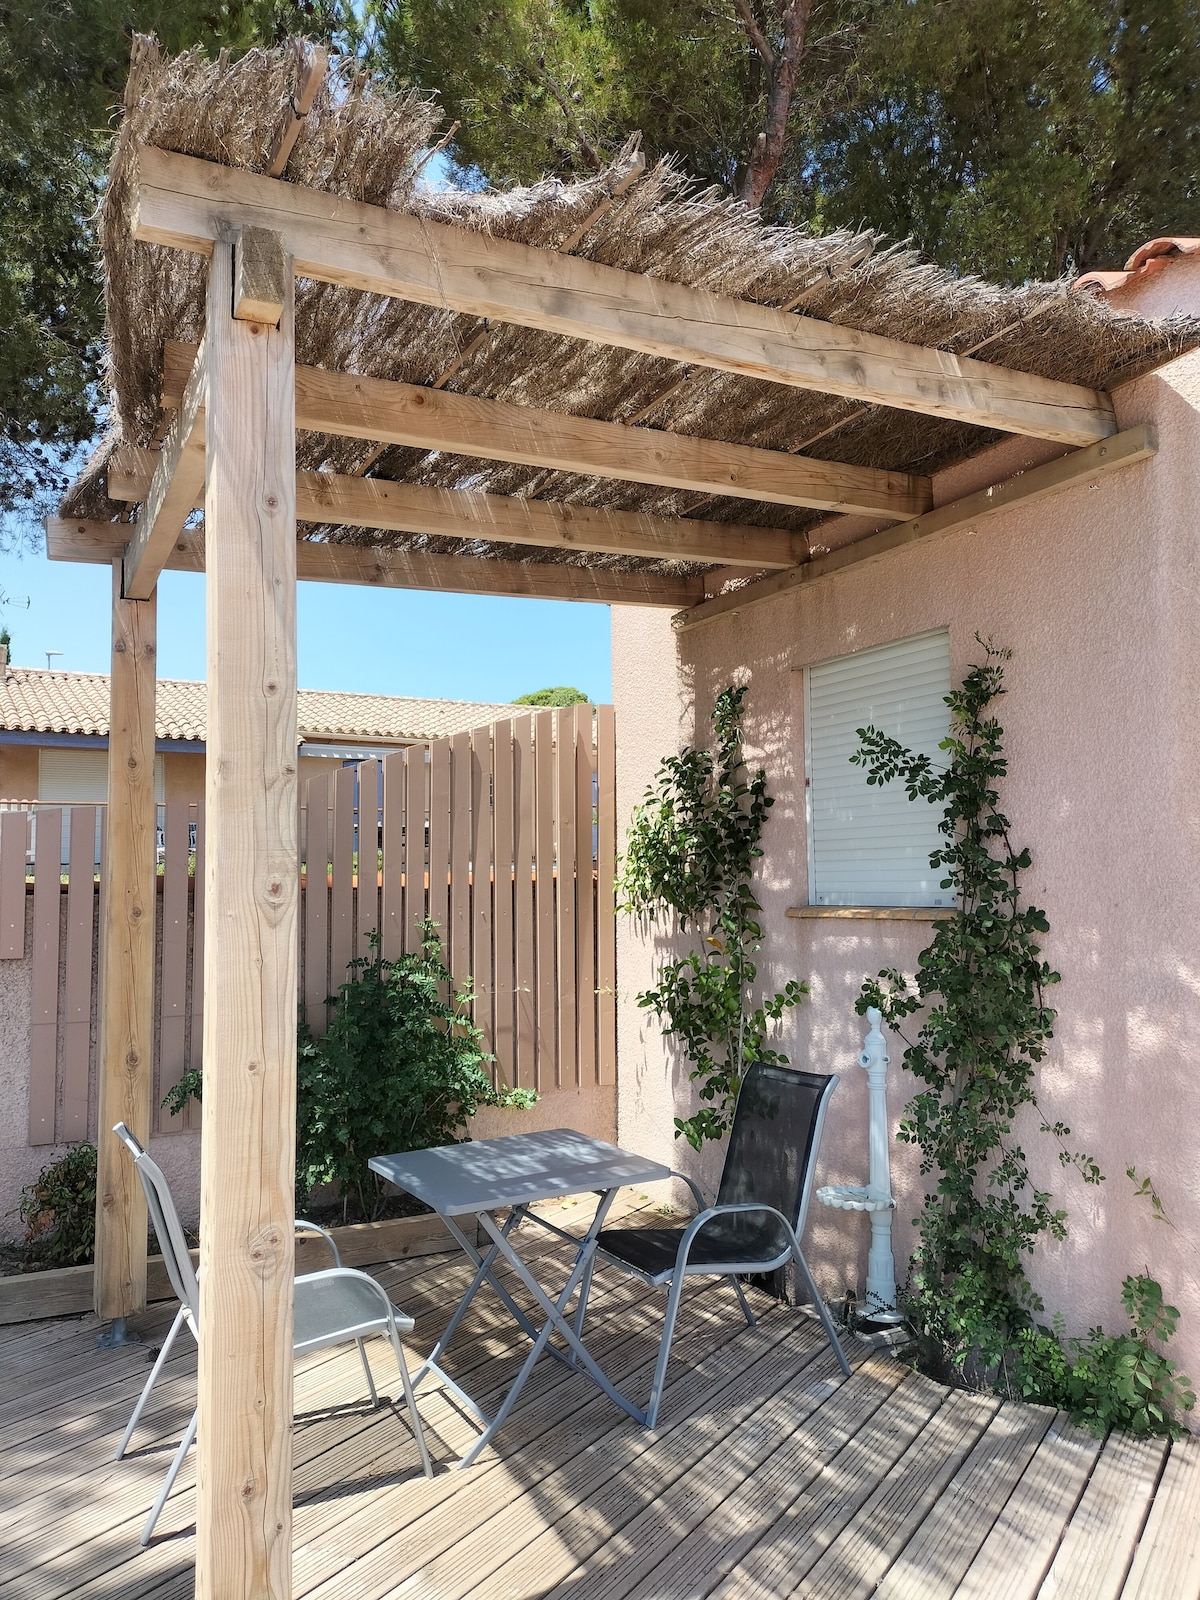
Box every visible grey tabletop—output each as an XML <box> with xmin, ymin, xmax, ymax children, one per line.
<box><xmin>369</xmin><ymin>1129</ymin><xmax>672</xmax><ymax>1217</ymax></box>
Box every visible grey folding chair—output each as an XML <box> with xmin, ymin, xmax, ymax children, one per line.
<box><xmin>577</xmin><ymin>1065</ymin><xmax>851</xmax><ymax>1427</ymax></box>
<box><xmin>112</xmin><ymin>1122</ymin><xmax>433</xmax><ymax>1545</ymax></box>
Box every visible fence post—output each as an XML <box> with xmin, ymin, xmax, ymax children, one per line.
<box><xmin>94</xmin><ymin>558</ymin><xmax>158</xmax><ymax>1329</ymax></box>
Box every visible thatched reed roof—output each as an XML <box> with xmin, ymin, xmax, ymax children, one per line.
<box><xmin>63</xmin><ymin>37</ymin><xmax>1200</xmax><ymax>579</ymax></box>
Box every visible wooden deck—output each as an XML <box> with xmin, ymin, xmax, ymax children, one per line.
<box><xmin>2</xmin><ymin>1202</ymin><xmax>1198</xmax><ymax>1600</ymax></box>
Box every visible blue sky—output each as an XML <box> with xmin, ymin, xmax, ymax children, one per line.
<box><xmin>0</xmin><ymin>541</ymin><xmax>613</xmax><ymax>704</ymax></box>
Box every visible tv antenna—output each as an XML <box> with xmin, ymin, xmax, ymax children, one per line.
<box><xmin>44</xmin><ymin>651</ymin><xmax>63</xmax><ymax>670</ymax></box>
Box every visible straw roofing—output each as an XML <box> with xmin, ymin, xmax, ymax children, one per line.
<box><xmin>63</xmin><ymin>37</ymin><xmax>1200</xmax><ymax>577</ymax></box>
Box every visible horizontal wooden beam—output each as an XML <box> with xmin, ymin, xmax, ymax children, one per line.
<box><xmin>133</xmin><ymin>144</ymin><xmax>1117</xmax><ymax>447</ymax></box>
<box><xmin>122</xmin><ymin>336</ymin><xmax>206</xmax><ymax>600</ymax></box>
<box><xmin>672</xmin><ymin>423</ymin><xmax>1157</xmax><ymax>632</ymax></box>
<box><xmin>110</xmin><ymin>445</ymin><xmax>808</xmax><ymax>569</ymax></box>
<box><xmin>159</xmin><ymin>340</ymin><xmax>929</xmax><ymax>519</ymax></box>
<box><xmin>47</xmin><ymin>519</ymin><xmax>702</xmax><ymax>608</ymax></box>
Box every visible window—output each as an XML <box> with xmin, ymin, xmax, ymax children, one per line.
<box><xmin>39</xmin><ymin>748</ymin><xmax>165</xmax><ymax>804</ymax></box>
<box><xmin>804</xmin><ymin>630</ymin><xmax>952</xmax><ymax>908</ymax></box>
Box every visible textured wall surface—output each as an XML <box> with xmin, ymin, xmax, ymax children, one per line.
<box><xmin>613</xmin><ymin>327</ymin><xmax>1200</xmax><ymax>1386</ymax></box>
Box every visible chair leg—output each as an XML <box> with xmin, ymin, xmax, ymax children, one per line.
<box><xmin>140</xmin><ymin>1406</ymin><xmax>198</xmax><ymax>1547</ymax></box>
<box><xmin>791</xmin><ymin>1245</ymin><xmax>852</xmax><ymax>1377</ymax></box>
<box><xmin>116</xmin><ymin>1303</ymin><xmax>189</xmax><ymax>1461</ymax></box>
<box><xmin>731</xmin><ymin>1274</ymin><xmax>756</xmax><ymax>1327</ymax></box>
<box><xmin>389</xmin><ymin>1328</ymin><xmax>434</xmax><ymax>1480</ymax></box>
<box><xmin>357</xmin><ymin>1336</ymin><xmax>380</xmax><ymax>1409</ymax></box>
<box><xmin>645</xmin><ymin>1275</ymin><xmax>687</xmax><ymax>1430</ymax></box>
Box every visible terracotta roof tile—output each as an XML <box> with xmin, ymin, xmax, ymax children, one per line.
<box><xmin>1073</xmin><ymin>237</ymin><xmax>1200</xmax><ymax>296</ymax></box>
<box><xmin>0</xmin><ymin>668</ymin><xmax>513</xmax><ymax>744</ymax></box>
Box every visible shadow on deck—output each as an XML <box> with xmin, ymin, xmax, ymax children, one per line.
<box><xmin>0</xmin><ymin>1202</ymin><xmax>1196</xmax><ymax>1600</ymax></box>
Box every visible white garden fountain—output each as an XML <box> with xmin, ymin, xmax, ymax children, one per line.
<box><xmin>816</xmin><ymin>1006</ymin><xmax>904</xmax><ymax>1324</ymax></box>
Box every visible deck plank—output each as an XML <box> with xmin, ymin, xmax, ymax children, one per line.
<box><xmin>1034</xmin><ymin>1430</ymin><xmax>1168</xmax><ymax>1600</ymax></box>
<box><xmin>1120</xmin><ymin>1435</ymin><xmax>1200</xmax><ymax>1600</ymax></box>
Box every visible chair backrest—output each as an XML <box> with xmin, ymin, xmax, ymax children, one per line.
<box><xmin>716</xmin><ymin>1065</ymin><xmax>839</xmax><ymax>1243</ymax></box>
<box><xmin>112</xmin><ymin>1123</ymin><xmax>199</xmax><ymax>1316</ymax></box>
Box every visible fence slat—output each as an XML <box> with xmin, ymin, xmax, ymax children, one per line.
<box><xmin>303</xmin><ymin>773</ymin><xmax>330</xmax><ymax>1031</ymax></box>
<box><xmin>595</xmin><ymin>704</ymin><xmax>617</xmax><ymax>1084</ymax></box>
<box><xmin>555</xmin><ymin>709</ymin><xmax>577</xmax><ymax>1089</ymax></box>
<box><xmin>62</xmin><ymin>806</ymin><xmax>95</xmax><ymax>1141</ymax></box>
<box><xmin>330</xmin><ymin>765</ymin><xmax>356</xmax><ymax>990</ymax></box>
<box><xmin>404</xmin><ymin>747</ymin><xmax>427</xmax><ymax>952</ymax></box>
<box><xmin>492</xmin><ymin>720</ymin><xmax>515</xmax><ymax>1087</ymax></box>
<box><xmin>470</xmin><ymin>726</ymin><xmax>494</xmax><ymax>1054</ymax></box>
<box><xmin>427</xmin><ymin>740</ymin><xmax>451</xmax><ymax>953</ymax></box>
<box><xmin>381</xmin><ymin>752</ymin><xmax>404</xmax><ymax>961</ymax></box>
<box><xmin>356</xmin><ymin>760</ymin><xmax>380</xmax><ymax>959</ymax></box>
<box><xmin>575</xmin><ymin>705</ymin><xmax>597</xmax><ymax>1087</ymax></box>
<box><xmin>158</xmin><ymin>801</ymin><xmax>191</xmax><ymax>1131</ymax></box>
<box><xmin>533</xmin><ymin>710</ymin><xmax>556</xmax><ymax>1094</ymax></box>
<box><xmin>28</xmin><ymin>809</ymin><xmax>61</xmax><ymax>1145</ymax></box>
<box><xmin>0</xmin><ymin>811</ymin><xmax>28</xmax><ymax>958</ymax></box>
<box><xmin>513</xmin><ymin>715</ymin><xmax>536</xmax><ymax>1090</ymax></box>
<box><xmin>449</xmin><ymin>732</ymin><xmax>471</xmax><ymax>990</ymax></box>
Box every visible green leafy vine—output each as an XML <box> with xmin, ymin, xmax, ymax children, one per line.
<box><xmin>854</xmin><ymin>638</ymin><xmax>1192</xmax><ymax>1435</ymax></box>
<box><xmin>620</xmin><ymin>685</ymin><xmax>806</xmax><ymax>1150</ymax></box>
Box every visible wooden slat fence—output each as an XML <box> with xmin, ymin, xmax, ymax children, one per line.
<box><xmin>5</xmin><ymin>704</ymin><xmax>617</xmax><ymax>1146</ymax></box>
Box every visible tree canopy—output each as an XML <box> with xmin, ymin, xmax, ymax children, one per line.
<box><xmin>5</xmin><ymin>1</ymin><xmax>1200</xmax><ymax>532</ymax></box>
<box><xmin>512</xmin><ymin>686</ymin><xmax>590</xmax><ymax>707</ymax></box>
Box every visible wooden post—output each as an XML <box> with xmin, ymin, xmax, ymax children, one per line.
<box><xmin>93</xmin><ymin>560</ymin><xmax>158</xmax><ymax>1322</ymax></box>
<box><xmin>196</xmin><ymin>231</ymin><xmax>298</xmax><ymax>1600</ymax></box>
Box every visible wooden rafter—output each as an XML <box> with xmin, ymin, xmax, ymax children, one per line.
<box><xmin>47</xmin><ymin>519</ymin><xmax>704</xmax><ymax>607</ymax></box>
<box><xmin>132</xmin><ymin>144</ymin><xmax>1117</xmax><ymax>446</ymax></box>
<box><xmin>108</xmin><ymin>447</ymin><xmax>809</xmax><ymax>568</ymax></box>
<box><xmin>672</xmin><ymin>424</ymin><xmax>1157</xmax><ymax>632</ymax></box>
<box><xmin>123</xmin><ymin>336</ymin><xmax>206</xmax><ymax>600</ymax></box>
<box><xmin>159</xmin><ymin>341</ymin><xmax>930</xmax><ymax>518</ymax></box>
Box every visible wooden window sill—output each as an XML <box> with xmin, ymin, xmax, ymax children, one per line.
<box><xmin>786</xmin><ymin>905</ymin><xmax>956</xmax><ymax>922</ymax></box>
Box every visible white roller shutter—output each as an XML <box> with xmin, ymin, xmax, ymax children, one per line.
<box><xmin>805</xmin><ymin>631</ymin><xmax>952</xmax><ymax>907</ymax></box>
<box><xmin>39</xmin><ymin>748</ymin><xmax>165</xmax><ymax>804</ymax></box>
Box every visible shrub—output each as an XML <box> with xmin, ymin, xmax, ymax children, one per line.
<box><xmin>18</xmin><ymin>1143</ymin><xmax>97</xmax><ymax>1266</ymax></box>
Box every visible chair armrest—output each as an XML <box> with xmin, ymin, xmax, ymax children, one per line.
<box><xmin>295</xmin><ymin>1218</ymin><xmax>342</xmax><ymax>1267</ymax></box>
<box><xmin>674</xmin><ymin>1202</ymin><xmax>798</xmax><ymax>1273</ymax></box>
<box><xmin>666</xmin><ymin>1169</ymin><xmax>708</xmax><ymax>1215</ymax></box>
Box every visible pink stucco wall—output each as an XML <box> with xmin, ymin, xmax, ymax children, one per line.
<box><xmin>613</xmin><ymin>307</ymin><xmax>1200</xmax><ymax>1385</ymax></box>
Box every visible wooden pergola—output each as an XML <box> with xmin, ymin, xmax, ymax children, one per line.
<box><xmin>48</xmin><ymin>43</ymin><xmax>1186</xmax><ymax>1600</ymax></box>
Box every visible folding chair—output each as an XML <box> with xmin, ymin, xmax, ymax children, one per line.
<box><xmin>111</xmin><ymin>1122</ymin><xmax>433</xmax><ymax>1545</ymax></box>
<box><xmin>577</xmin><ymin>1065</ymin><xmax>851</xmax><ymax>1427</ymax></box>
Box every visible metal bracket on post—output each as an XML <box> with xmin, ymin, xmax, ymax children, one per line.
<box><xmin>817</xmin><ymin>1006</ymin><xmax>903</xmax><ymax>1325</ymax></box>
<box><xmin>97</xmin><ymin>1316</ymin><xmax>142</xmax><ymax>1349</ymax></box>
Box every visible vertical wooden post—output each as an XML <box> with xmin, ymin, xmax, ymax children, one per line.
<box><xmin>93</xmin><ymin>559</ymin><xmax>157</xmax><ymax>1321</ymax></box>
<box><xmin>196</xmin><ymin>233</ymin><xmax>297</xmax><ymax>1600</ymax></box>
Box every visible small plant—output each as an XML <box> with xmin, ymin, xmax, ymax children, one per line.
<box><xmin>18</xmin><ymin>1143</ymin><xmax>97</xmax><ymax>1266</ymax></box>
<box><xmin>161</xmin><ymin>1068</ymin><xmax>203</xmax><ymax>1120</ymax></box>
<box><xmin>620</xmin><ymin>685</ymin><xmax>806</xmax><ymax>1149</ymax></box>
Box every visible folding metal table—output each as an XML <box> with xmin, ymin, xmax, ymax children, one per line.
<box><xmin>369</xmin><ymin>1128</ymin><xmax>671</xmax><ymax>1468</ymax></box>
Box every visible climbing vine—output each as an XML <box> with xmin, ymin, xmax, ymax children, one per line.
<box><xmin>620</xmin><ymin>685</ymin><xmax>806</xmax><ymax>1150</ymax></box>
<box><xmin>854</xmin><ymin>639</ymin><xmax>1193</xmax><ymax>1437</ymax></box>
<box><xmin>853</xmin><ymin>640</ymin><xmax>1100</xmax><ymax>1367</ymax></box>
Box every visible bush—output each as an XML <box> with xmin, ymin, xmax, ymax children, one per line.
<box><xmin>296</xmin><ymin>925</ymin><xmax>533</xmax><ymax>1220</ymax></box>
<box><xmin>18</xmin><ymin>1143</ymin><xmax>97</xmax><ymax>1266</ymax></box>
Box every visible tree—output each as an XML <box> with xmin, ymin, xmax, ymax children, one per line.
<box><xmin>511</xmin><ymin>686</ymin><xmax>589</xmax><ymax>706</ymax></box>
<box><xmin>0</xmin><ymin>1</ymin><xmax>357</xmax><ymax>534</ymax></box>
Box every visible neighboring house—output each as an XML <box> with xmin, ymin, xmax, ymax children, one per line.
<box><xmin>0</xmin><ymin>655</ymin><xmax>511</xmax><ymax>804</ymax></box>
<box><xmin>613</xmin><ymin>240</ymin><xmax>1200</xmax><ymax>1381</ymax></box>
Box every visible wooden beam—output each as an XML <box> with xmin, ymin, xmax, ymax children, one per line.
<box><xmin>109</xmin><ymin>445</ymin><xmax>810</xmax><ymax>568</ymax></box>
<box><xmin>233</xmin><ymin>227</ymin><xmax>287</xmax><ymax>323</ymax></box>
<box><xmin>158</xmin><ymin>341</ymin><xmax>930</xmax><ymax>519</ymax></box>
<box><xmin>672</xmin><ymin>424</ymin><xmax>1157</xmax><ymax>632</ymax></box>
<box><xmin>195</xmin><ymin>235</ymin><xmax>297</xmax><ymax>1599</ymax></box>
<box><xmin>124</xmin><ymin>336</ymin><xmax>206</xmax><ymax>600</ymax></box>
<box><xmin>132</xmin><ymin>144</ymin><xmax>1117</xmax><ymax>446</ymax></box>
<box><xmin>48</xmin><ymin>519</ymin><xmax>701</xmax><ymax>607</ymax></box>
<box><xmin>264</xmin><ymin>43</ymin><xmax>327</xmax><ymax>178</ymax></box>
<box><xmin>93</xmin><ymin>560</ymin><xmax>157</xmax><ymax>1324</ymax></box>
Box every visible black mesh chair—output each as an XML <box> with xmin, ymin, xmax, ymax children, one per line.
<box><xmin>580</xmin><ymin>1064</ymin><xmax>850</xmax><ymax>1427</ymax></box>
